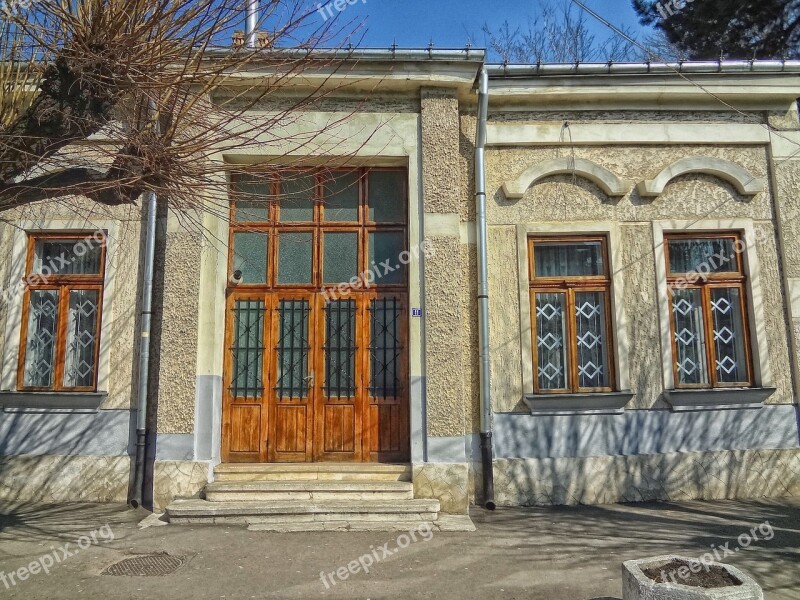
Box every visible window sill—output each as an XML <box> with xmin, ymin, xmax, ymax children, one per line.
<box><xmin>0</xmin><ymin>391</ymin><xmax>107</xmax><ymax>413</ymax></box>
<box><xmin>523</xmin><ymin>391</ymin><xmax>633</xmax><ymax>415</ymax></box>
<box><xmin>664</xmin><ymin>387</ymin><xmax>775</xmax><ymax>412</ymax></box>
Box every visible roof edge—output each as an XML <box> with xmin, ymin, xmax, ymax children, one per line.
<box><xmin>486</xmin><ymin>60</ymin><xmax>800</xmax><ymax>77</ymax></box>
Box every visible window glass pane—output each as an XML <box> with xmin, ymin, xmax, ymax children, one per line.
<box><xmin>710</xmin><ymin>287</ymin><xmax>749</xmax><ymax>384</ymax></box>
<box><xmin>574</xmin><ymin>291</ymin><xmax>610</xmax><ymax>389</ymax></box>
<box><xmin>63</xmin><ymin>290</ymin><xmax>99</xmax><ymax>388</ymax></box>
<box><xmin>324</xmin><ymin>299</ymin><xmax>357</xmax><ymax>397</ymax></box>
<box><xmin>34</xmin><ymin>237</ymin><xmax>103</xmax><ymax>275</ymax></box>
<box><xmin>232</xmin><ymin>175</ymin><xmax>271</xmax><ymax>222</ymax></box>
<box><xmin>231</xmin><ymin>299</ymin><xmax>265</xmax><ymax>398</ymax></box>
<box><xmin>368</xmin><ymin>171</ymin><xmax>406</xmax><ymax>223</ymax></box>
<box><xmin>23</xmin><ymin>289</ymin><xmax>59</xmax><ymax>388</ymax></box>
<box><xmin>535</xmin><ymin>292</ymin><xmax>568</xmax><ymax>391</ymax></box>
<box><xmin>233</xmin><ymin>232</ymin><xmax>268</xmax><ymax>284</ymax></box>
<box><xmin>323</xmin><ymin>172</ymin><xmax>360</xmax><ymax>222</ymax></box>
<box><xmin>280</xmin><ymin>175</ymin><xmax>315</xmax><ymax>222</ymax></box>
<box><xmin>534</xmin><ymin>241</ymin><xmax>604</xmax><ymax>277</ymax></box>
<box><xmin>368</xmin><ymin>231</ymin><xmax>405</xmax><ymax>285</ymax></box>
<box><xmin>672</xmin><ymin>288</ymin><xmax>710</xmax><ymax>386</ymax></box>
<box><xmin>277</xmin><ymin>232</ymin><xmax>313</xmax><ymax>284</ymax></box>
<box><xmin>668</xmin><ymin>238</ymin><xmax>738</xmax><ymax>275</ymax></box>
<box><xmin>276</xmin><ymin>299</ymin><xmax>310</xmax><ymax>397</ymax></box>
<box><xmin>370</xmin><ymin>298</ymin><xmax>402</xmax><ymax>397</ymax></box>
<box><xmin>324</xmin><ymin>232</ymin><xmax>359</xmax><ymax>284</ymax></box>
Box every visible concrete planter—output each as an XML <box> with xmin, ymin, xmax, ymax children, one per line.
<box><xmin>622</xmin><ymin>555</ymin><xmax>763</xmax><ymax>600</ymax></box>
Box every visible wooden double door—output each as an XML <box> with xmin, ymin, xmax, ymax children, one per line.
<box><xmin>222</xmin><ymin>290</ymin><xmax>409</xmax><ymax>463</ymax></box>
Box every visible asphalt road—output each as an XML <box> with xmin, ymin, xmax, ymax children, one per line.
<box><xmin>0</xmin><ymin>498</ymin><xmax>798</xmax><ymax>599</ymax></box>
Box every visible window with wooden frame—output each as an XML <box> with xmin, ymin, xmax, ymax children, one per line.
<box><xmin>18</xmin><ymin>233</ymin><xmax>106</xmax><ymax>392</ymax></box>
<box><xmin>228</xmin><ymin>168</ymin><xmax>408</xmax><ymax>290</ymax></box>
<box><xmin>665</xmin><ymin>232</ymin><xmax>753</xmax><ymax>389</ymax></box>
<box><xmin>529</xmin><ymin>236</ymin><xmax>615</xmax><ymax>394</ymax></box>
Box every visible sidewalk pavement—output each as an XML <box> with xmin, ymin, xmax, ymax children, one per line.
<box><xmin>0</xmin><ymin>498</ymin><xmax>798</xmax><ymax>599</ymax></box>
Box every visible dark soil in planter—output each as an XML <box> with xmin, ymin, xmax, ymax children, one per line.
<box><xmin>642</xmin><ymin>559</ymin><xmax>743</xmax><ymax>589</ymax></box>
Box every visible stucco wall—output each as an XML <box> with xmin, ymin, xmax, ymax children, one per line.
<box><xmin>151</xmin><ymin>209</ymin><xmax>202</xmax><ymax>434</ymax></box>
<box><xmin>484</xmin><ymin>141</ymin><xmax>794</xmax><ymax>411</ymax></box>
<box><xmin>491</xmin><ymin>448</ymin><xmax>800</xmax><ymax>506</ymax></box>
<box><xmin>421</xmin><ymin>89</ymin><xmax>468</xmax><ymax>439</ymax></box>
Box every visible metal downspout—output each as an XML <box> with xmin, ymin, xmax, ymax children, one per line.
<box><xmin>475</xmin><ymin>67</ymin><xmax>495</xmax><ymax>510</ymax></box>
<box><xmin>129</xmin><ymin>189</ymin><xmax>157</xmax><ymax>509</ymax></box>
<box><xmin>246</xmin><ymin>0</ymin><xmax>259</xmax><ymax>48</ymax></box>
<box><xmin>129</xmin><ymin>100</ymin><xmax>159</xmax><ymax>509</ymax></box>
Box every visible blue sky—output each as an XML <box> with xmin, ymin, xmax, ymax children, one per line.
<box><xmin>317</xmin><ymin>0</ymin><xmax>650</xmax><ymax>50</ymax></box>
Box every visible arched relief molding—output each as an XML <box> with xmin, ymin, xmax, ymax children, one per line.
<box><xmin>637</xmin><ymin>157</ymin><xmax>765</xmax><ymax>198</ymax></box>
<box><xmin>502</xmin><ymin>157</ymin><xmax>630</xmax><ymax>199</ymax></box>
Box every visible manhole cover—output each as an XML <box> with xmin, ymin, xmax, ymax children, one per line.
<box><xmin>102</xmin><ymin>554</ymin><xmax>185</xmax><ymax>577</ymax></box>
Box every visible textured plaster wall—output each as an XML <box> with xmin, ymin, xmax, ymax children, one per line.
<box><xmin>152</xmin><ymin>210</ymin><xmax>202</xmax><ymax>434</ymax></box>
<box><xmin>493</xmin><ymin>110</ymin><xmax>768</xmax><ymax>125</ymax></box>
<box><xmin>491</xmin><ymin>448</ymin><xmax>800</xmax><ymax>506</ymax></box>
<box><xmin>0</xmin><ymin>455</ymin><xmax>131</xmax><ymax>504</ymax></box>
<box><xmin>423</xmin><ymin>235</ymin><xmax>465</xmax><ymax>437</ymax></box>
<box><xmin>412</xmin><ymin>463</ymin><xmax>469</xmax><ymax>514</ymax></box>
<box><xmin>152</xmin><ymin>460</ymin><xmax>208</xmax><ymax>511</ymax></box>
<box><xmin>421</xmin><ymin>90</ymin><xmax>462</xmax><ymax>215</ymax></box>
<box><xmin>421</xmin><ymin>89</ymin><xmax>468</xmax><ymax>438</ymax></box>
<box><xmin>485</xmin><ymin>142</ymin><xmax>794</xmax><ymax>410</ymax></box>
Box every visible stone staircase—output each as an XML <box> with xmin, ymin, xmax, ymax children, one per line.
<box><xmin>165</xmin><ymin>463</ymin><xmax>443</xmax><ymax>532</ymax></box>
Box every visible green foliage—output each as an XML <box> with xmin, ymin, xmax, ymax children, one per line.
<box><xmin>632</xmin><ymin>0</ymin><xmax>800</xmax><ymax>59</ymax></box>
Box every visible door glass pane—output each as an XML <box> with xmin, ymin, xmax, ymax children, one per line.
<box><xmin>574</xmin><ymin>291</ymin><xmax>610</xmax><ymax>389</ymax></box>
<box><xmin>276</xmin><ymin>299</ymin><xmax>310</xmax><ymax>398</ymax></box>
<box><xmin>668</xmin><ymin>238</ymin><xmax>738</xmax><ymax>275</ymax></box>
<box><xmin>280</xmin><ymin>175</ymin><xmax>315</xmax><ymax>222</ymax></box>
<box><xmin>23</xmin><ymin>290</ymin><xmax>60</xmax><ymax>388</ymax></box>
<box><xmin>63</xmin><ymin>290</ymin><xmax>99</xmax><ymax>388</ymax></box>
<box><xmin>324</xmin><ymin>232</ymin><xmax>359</xmax><ymax>284</ymax></box>
<box><xmin>710</xmin><ymin>287</ymin><xmax>749</xmax><ymax>384</ymax></box>
<box><xmin>368</xmin><ymin>171</ymin><xmax>406</xmax><ymax>223</ymax></box>
<box><xmin>233</xmin><ymin>232</ymin><xmax>268</xmax><ymax>284</ymax></box>
<box><xmin>368</xmin><ymin>231</ymin><xmax>405</xmax><ymax>285</ymax></box>
<box><xmin>232</xmin><ymin>175</ymin><xmax>271</xmax><ymax>222</ymax></box>
<box><xmin>535</xmin><ymin>292</ymin><xmax>568</xmax><ymax>391</ymax></box>
<box><xmin>672</xmin><ymin>288</ymin><xmax>710</xmax><ymax>386</ymax></box>
<box><xmin>231</xmin><ymin>299</ymin><xmax>265</xmax><ymax>398</ymax></box>
<box><xmin>533</xmin><ymin>241</ymin><xmax>604</xmax><ymax>277</ymax></box>
<box><xmin>34</xmin><ymin>238</ymin><xmax>103</xmax><ymax>275</ymax></box>
<box><xmin>324</xmin><ymin>299</ymin><xmax>357</xmax><ymax>397</ymax></box>
<box><xmin>277</xmin><ymin>232</ymin><xmax>313</xmax><ymax>284</ymax></box>
<box><xmin>370</xmin><ymin>298</ymin><xmax>402</xmax><ymax>397</ymax></box>
<box><xmin>323</xmin><ymin>172</ymin><xmax>360</xmax><ymax>222</ymax></box>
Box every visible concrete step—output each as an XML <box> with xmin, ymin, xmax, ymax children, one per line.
<box><xmin>213</xmin><ymin>463</ymin><xmax>412</xmax><ymax>483</ymax></box>
<box><xmin>165</xmin><ymin>498</ymin><xmax>440</xmax><ymax>526</ymax></box>
<box><xmin>204</xmin><ymin>480</ymin><xmax>414</xmax><ymax>502</ymax></box>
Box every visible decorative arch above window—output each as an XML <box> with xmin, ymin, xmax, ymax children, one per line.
<box><xmin>502</xmin><ymin>158</ymin><xmax>630</xmax><ymax>199</ymax></box>
<box><xmin>637</xmin><ymin>157</ymin><xmax>766</xmax><ymax>198</ymax></box>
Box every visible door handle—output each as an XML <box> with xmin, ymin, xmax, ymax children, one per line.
<box><xmin>304</xmin><ymin>372</ymin><xmax>315</xmax><ymax>384</ymax></box>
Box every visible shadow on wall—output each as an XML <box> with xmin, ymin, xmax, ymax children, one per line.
<box><xmin>492</xmin><ymin>402</ymin><xmax>800</xmax><ymax>507</ymax></box>
<box><xmin>0</xmin><ymin>208</ymin><xmax>155</xmax><ymax>510</ymax></box>
<box><xmin>468</xmin><ymin>499</ymin><xmax>800</xmax><ymax>599</ymax></box>
<box><xmin>0</xmin><ymin>410</ymin><xmax>134</xmax><ymax>506</ymax></box>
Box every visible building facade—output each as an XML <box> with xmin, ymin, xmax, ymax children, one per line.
<box><xmin>1</xmin><ymin>52</ymin><xmax>799</xmax><ymax>516</ymax></box>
